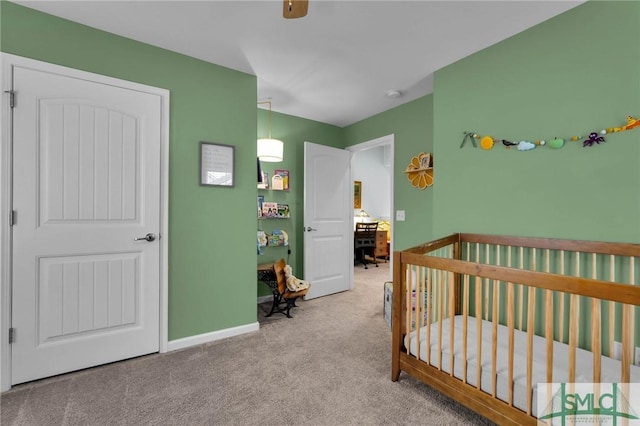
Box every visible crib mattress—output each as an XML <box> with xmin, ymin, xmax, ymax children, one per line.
<box><xmin>404</xmin><ymin>315</ymin><xmax>640</xmax><ymax>415</ymax></box>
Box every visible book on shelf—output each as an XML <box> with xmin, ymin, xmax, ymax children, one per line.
<box><xmin>268</xmin><ymin>229</ymin><xmax>289</xmax><ymax>246</ymax></box>
<box><xmin>257</xmin><ymin>171</ymin><xmax>269</xmax><ymax>189</ymax></box>
<box><xmin>273</xmin><ymin>169</ymin><xmax>289</xmax><ymax>190</ymax></box>
<box><xmin>276</xmin><ymin>204</ymin><xmax>290</xmax><ymax>218</ymax></box>
<box><xmin>271</xmin><ymin>174</ymin><xmax>283</xmax><ymax>190</ymax></box>
<box><xmin>257</xmin><ymin>195</ymin><xmax>264</xmax><ymax>218</ymax></box>
<box><xmin>261</xmin><ymin>201</ymin><xmax>278</xmax><ymax>218</ymax></box>
<box><xmin>257</xmin><ymin>230</ymin><xmax>267</xmax><ymax>255</ymax></box>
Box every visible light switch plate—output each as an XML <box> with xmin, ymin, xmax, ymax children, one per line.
<box><xmin>396</xmin><ymin>210</ymin><xmax>405</xmax><ymax>221</ymax></box>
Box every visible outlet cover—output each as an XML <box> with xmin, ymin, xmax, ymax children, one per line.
<box><xmin>396</xmin><ymin>210</ymin><xmax>405</xmax><ymax>221</ymax></box>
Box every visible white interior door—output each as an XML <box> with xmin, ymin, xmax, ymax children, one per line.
<box><xmin>11</xmin><ymin>65</ymin><xmax>162</xmax><ymax>384</ymax></box>
<box><xmin>303</xmin><ymin>142</ymin><xmax>352</xmax><ymax>299</ymax></box>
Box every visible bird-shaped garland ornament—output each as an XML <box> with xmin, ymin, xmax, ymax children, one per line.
<box><xmin>461</xmin><ymin>115</ymin><xmax>640</xmax><ymax>151</ymax></box>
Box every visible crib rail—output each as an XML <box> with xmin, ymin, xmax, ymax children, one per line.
<box><xmin>391</xmin><ymin>233</ymin><xmax>640</xmax><ymax>422</ymax></box>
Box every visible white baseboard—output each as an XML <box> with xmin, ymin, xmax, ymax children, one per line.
<box><xmin>257</xmin><ymin>295</ymin><xmax>272</xmax><ymax>304</ymax></box>
<box><xmin>167</xmin><ymin>322</ymin><xmax>259</xmax><ymax>352</ymax></box>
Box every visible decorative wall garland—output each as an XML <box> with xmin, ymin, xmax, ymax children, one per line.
<box><xmin>461</xmin><ymin>115</ymin><xmax>640</xmax><ymax>151</ymax></box>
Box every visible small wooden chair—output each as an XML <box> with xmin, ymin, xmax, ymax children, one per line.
<box><xmin>273</xmin><ymin>259</ymin><xmax>309</xmax><ymax>318</ymax></box>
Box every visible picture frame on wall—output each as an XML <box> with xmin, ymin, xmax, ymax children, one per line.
<box><xmin>200</xmin><ymin>141</ymin><xmax>234</xmax><ymax>187</ymax></box>
<box><xmin>354</xmin><ymin>180</ymin><xmax>362</xmax><ymax>209</ymax></box>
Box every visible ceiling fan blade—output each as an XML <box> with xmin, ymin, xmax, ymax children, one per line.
<box><xmin>283</xmin><ymin>0</ymin><xmax>308</xmax><ymax>19</ymax></box>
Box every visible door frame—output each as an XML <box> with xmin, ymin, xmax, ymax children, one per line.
<box><xmin>0</xmin><ymin>53</ymin><xmax>170</xmax><ymax>391</ymax></box>
<box><xmin>346</xmin><ymin>134</ymin><xmax>395</xmax><ymax>280</ymax></box>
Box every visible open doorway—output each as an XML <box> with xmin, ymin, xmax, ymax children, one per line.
<box><xmin>347</xmin><ymin>134</ymin><xmax>394</xmax><ymax>284</ymax></box>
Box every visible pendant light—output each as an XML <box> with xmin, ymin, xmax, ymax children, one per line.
<box><xmin>257</xmin><ymin>101</ymin><xmax>284</xmax><ymax>162</ymax></box>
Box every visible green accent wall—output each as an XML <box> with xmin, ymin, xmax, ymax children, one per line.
<box><xmin>2</xmin><ymin>0</ymin><xmax>638</xmax><ymax>344</ymax></box>
<box><xmin>433</xmin><ymin>1</ymin><xmax>640</xmax><ymax>243</ymax></box>
<box><xmin>343</xmin><ymin>96</ymin><xmax>434</xmax><ymax>250</ymax></box>
<box><xmin>344</xmin><ymin>1</ymin><xmax>640</xmax><ymax>248</ymax></box>
<box><xmin>1</xmin><ymin>2</ymin><xmax>258</xmax><ymax>340</ymax></box>
<box><xmin>257</xmin><ymin>109</ymin><xmax>343</xmax><ymax>296</ymax></box>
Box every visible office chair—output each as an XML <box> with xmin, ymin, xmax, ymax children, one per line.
<box><xmin>354</xmin><ymin>222</ymin><xmax>378</xmax><ymax>269</ymax></box>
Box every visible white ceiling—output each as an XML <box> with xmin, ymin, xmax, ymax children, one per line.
<box><xmin>14</xmin><ymin>0</ymin><xmax>584</xmax><ymax>127</ymax></box>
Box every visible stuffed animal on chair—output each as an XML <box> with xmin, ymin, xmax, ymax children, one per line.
<box><xmin>283</xmin><ymin>264</ymin><xmax>310</xmax><ymax>292</ymax></box>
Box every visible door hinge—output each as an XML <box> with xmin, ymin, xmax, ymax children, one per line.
<box><xmin>9</xmin><ymin>210</ymin><xmax>16</xmax><ymax>226</ymax></box>
<box><xmin>4</xmin><ymin>90</ymin><xmax>15</xmax><ymax>109</ymax></box>
<box><xmin>9</xmin><ymin>328</ymin><xmax>15</xmax><ymax>344</ymax></box>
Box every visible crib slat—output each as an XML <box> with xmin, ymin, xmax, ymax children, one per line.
<box><xmin>475</xmin><ymin>274</ymin><xmax>482</xmax><ymax>391</ymax></box>
<box><xmin>568</xmin><ymin>251</ymin><xmax>581</xmax><ymax>384</ymax></box>
<box><xmin>405</xmin><ymin>266</ymin><xmax>413</xmax><ymax>355</ymax></box>
<box><xmin>415</xmin><ymin>266</ymin><xmax>424</xmax><ymax>365</ymax></box>
<box><xmin>544</xmin><ymin>249</ymin><xmax>553</xmax><ymax>384</ymax></box>
<box><xmin>621</xmin><ymin>304</ymin><xmax>632</xmax><ymax>383</ymax></box>
<box><xmin>438</xmin><ymin>268</ymin><xmax>444</xmax><ymax>370</ymax></box>
<box><xmin>506</xmin><ymin>247</ymin><xmax>514</xmax><ymax>407</ymax></box>
<box><xmin>463</xmin><ymin>273</ymin><xmax>469</xmax><ymax>384</ymax></box>
<box><xmin>518</xmin><ymin>246</ymin><xmax>524</xmax><ymax>331</ymax></box>
<box><xmin>449</xmin><ymin>271</ymin><xmax>455</xmax><ymax>377</ymax></box>
<box><xmin>568</xmin><ymin>293</ymin><xmax>578</xmax><ymax>384</ymax></box>
<box><xmin>492</xmin><ymin>272</ymin><xmax>498</xmax><ymax>397</ymax></box>
<box><xmin>507</xmin><ymin>282</ymin><xmax>515</xmax><ymax>406</ymax></box>
<box><xmin>591</xmin><ymin>253</ymin><xmax>602</xmax><ymax>383</ymax></box>
<box><xmin>631</xmin><ymin>257</ymin><xmax>636</xmax><ymax>350</ymax></box>
<box><xmin>559</xmin><ymin>250</ymin><xmax>566</xmax><ymax>343</ymax></box>
<box><xmin>432</xmin><ymin>267</ymin><xmax>438</xmax><ymax>324</ymax></box>
<box><xmin>485</xmin><ymin>244</ymin><xmax>490</xmax><ymax>321</ymax></box>
<box><xmin>592</xmin><ymin>297</ymin><xmax>602</xmax><ymax>382</ymax></box>
<box><xmin>608</xmin><ymin>254</ymin><xmax>615</xmax><ymax>358</ymax></box>
<box><xmin>491</xmin><ymin>245</ymin><xmax>500</xmax><ymax>397</ymax></box>
<box><xmin>524</xmin><ymin>249</ymin><xmax>537</xmax><ymax>416</ymax></box>
<box><xmin>621</xmin><ymin>257</ymin><xmax>636</xmax><ymax>383</ymax></box>
<box><xmin>426</xmin><ymin>266</ymin><xmax>432</xmax><ymax>365</ymax></box>
<box><xmin>526</xmin><ymin>285</ymin><xmax>535</xmax><ymax>416</ymax></box>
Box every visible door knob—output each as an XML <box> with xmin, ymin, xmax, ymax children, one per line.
<box><xmin>134</xmin><ymin>233</ymin><xmax>156</xmax><ymax>242</ymax></box>
<box><xmin>305</xmin><ymin>227</ymin><xmax>317</xmax><ymax>232</ymax></box>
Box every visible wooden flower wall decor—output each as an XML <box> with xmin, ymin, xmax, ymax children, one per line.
<box><xmin>404</xmin><ymin>152</ymin><xmax>433</xmax><ymax>189</ymax></box>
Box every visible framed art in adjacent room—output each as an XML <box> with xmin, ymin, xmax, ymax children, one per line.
<box><xmin>354</xmin><ymin>180</ymin><xmax>362</xmax><ymax>209</ymax></box>
<box><xmin>200</xmin><ymin>141</ymin><xmax>234</xmax><ymax>187</ymax></box>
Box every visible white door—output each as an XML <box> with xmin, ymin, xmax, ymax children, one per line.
<box><xmin>11</xmin><ymin>65</ymin><xmax>162</xmax><ymax>384</ymax></box>
<box><xmin>303</xmin><ymin>142</ymin><xmax>352</xmax><ymax>299</ymax></box>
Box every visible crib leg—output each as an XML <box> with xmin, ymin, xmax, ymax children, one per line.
<box><xmin>391</xmin><ymin>339</ymin><xmax>401</xmax><ymax>381</ymax></box>
<box><xmin>391</xmin><ymin>363</ymin><xmax>400</xmax><ymax>382</ymax></box>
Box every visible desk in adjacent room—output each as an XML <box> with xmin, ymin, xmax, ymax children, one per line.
<box><xmin>354</xmin><ymin>230</ymin><xmax>388</xmax><ymax>261</ymax></box>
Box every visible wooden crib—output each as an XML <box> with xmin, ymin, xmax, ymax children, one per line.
<box><xmin>391</xmin><ymin>233</ymin><xmax>640</xmax><ymax>425</ymax></box>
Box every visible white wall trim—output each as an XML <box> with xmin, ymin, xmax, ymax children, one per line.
<box><xmin>257</xmin><ymin>295</ymin><xmax>272</xmax><ymax>304</ymax></box>
<box><xmin>0</xmin><ymin>53</ymin><xmax>170</xmax><ymax>391</ymax></box>
<box><xmin>167</xmin><ymin>322</ymin><xmax>260</xmax><ymax>352</ymax></box>
<box><xmin>347</xmin><ymin>134</ymin><xmax>394</xmax><ymax>153</ymax></box>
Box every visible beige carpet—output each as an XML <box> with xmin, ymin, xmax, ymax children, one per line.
<box><xmin>1</xmin><ymin>261</ymin><xmax>493</xmax><ymax>425</ymax></box>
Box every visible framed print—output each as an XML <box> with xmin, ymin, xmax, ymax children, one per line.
<box><xmin>200</xmin><ymin>142</ymin><xmax>234</xmax><ymax>187</ymax></box>
<box><xmin>354</xmin><ymin>180</ymin><xmax>362</xmax><ymax>209</ymax></box>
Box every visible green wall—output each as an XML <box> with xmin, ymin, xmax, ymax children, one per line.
<box><xmin>3</xmin><ymin>1</ymin><xmax>638</xmax><ymax>344</ymax></box>
<box><xmin>1</xmin><ymin>2</ymin><xmax>259</xmax><ymax>340</ymax></box>
<box><xmin>433</xmin><ymin>1</ymin><xmax>640</xmax><ymax>243</ymax></box>
<box><xmin>343</xmin><ymin>96</ymin><xmax>434</xmax><ymax>250</ymax></box>
<box><xmin>344</xmin><ymin>1</ymin><xmax>639</xmax><ymax>247</ymax></box>
<box><xmin>256</xmin><ymin>109</ymin><xmax>343</xmax><ymax>296</ymax></box>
